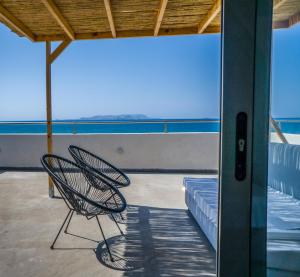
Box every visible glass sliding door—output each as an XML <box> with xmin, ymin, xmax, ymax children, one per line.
<box><xmin>218</xmin><ymin>0</ymin><xmax>273</xmax><ymax>276</ymax></box>
<box><xmin>267</xmin><ymin>2</ymin><xmax>300</xmax><ymax>276</ymax></box>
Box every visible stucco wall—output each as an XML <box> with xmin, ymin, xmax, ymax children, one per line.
<box><xmin>0</xmin><ymin>133</ymin><xmax>219</xmax><ymax>171</ymax></box>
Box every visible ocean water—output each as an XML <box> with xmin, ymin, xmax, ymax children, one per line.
<box><xmin>0</xmin><ymin>119</ymin><xmax>299</xmax><ymax>134</ymax></box>
<box><xmin>0</xmin><ymin>120</ymin><xmax>220</xmax><ymax>134</ymax></box>
<box><xmin>276</xmin><ymin>121</ymin><xmax>300</xmax><ymax>134</ymax></box>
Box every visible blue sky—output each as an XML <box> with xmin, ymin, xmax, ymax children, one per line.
<box><xmin>272</xmin><ymin>24</ymin><xmax>300</xmax><ymax>118</ymax></box>
<box><xmin>0</xmin><ymin>23</ymin><xmax>299</xmax><ymax>120</ymax></box>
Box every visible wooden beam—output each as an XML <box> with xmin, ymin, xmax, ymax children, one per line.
<box><xmin>273</xmin><ymin>20</ymin><xmax>289</xmax><ymax>29</ymax></box>
<box><xmin>35</xmin><ymin>26</ymin><xmax>221</xmax><ymax>42</ymax></box>
<box><xmin>46</xmin><ymin>41</ymin><xmax>54</xmax><ymax>197</ymax></box>
<box><xmin>0</xmin><ymin>3</ymin><xmax>35</xmax><ymax>41</ymax></box>
<box><xmin>103</xmin><ymin>0</ymin><xmax>116</xmax><ymax>38</ymax></box>
<box><xmin>273</xmin><ymin>0</ymin><xmax>288</xmax><ymax>10</ymax></box>
<box><xmin>273</xmin><ymin>12</ymin><xmax>300</xmax><ymax>29</ymax></box>
<box><xmin>289</xmin><ymin>12</ymin><xmax>300</xmax><ymax>27</ymax></box>
<box><xmin>42</xmin><ymin>0</ymin><xmax>75</xmax><ymax>40</ymax></box>
<box><xmin>198</xmin><ymin>0</ymin><xmax>221</xmax><ymax>34</ymax></box>
<box><xmin>50</xmin><ymin>40</ymin><xmax>71</xmax><ymax>63</ymax></box>
<box><xmin>154</xmin><ymin>0</ymin><xmax>168</xmax><ymax>36</ymax></box>
<box><xmin>36</xmin><ymin>32</ymin><xmax>111</xmax><ymax>42</ymax></box>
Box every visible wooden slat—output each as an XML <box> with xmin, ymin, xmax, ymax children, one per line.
<box><xmin>154</xmin><ymin>0</ymin><xmax>168</xmax><ymax>36</ymax></box>
<box><xmin>50</xmin><ymin>40</ymin><xmax>71</xmax><ymax>63</ymax></box>
<box><xmin>273</xmin><ymin>0</ymin><xmax>288</xmax><ymax>10</ymax></box>
<box><xmin>103</xmin><ymin>0</ymin><xmax>116</xmax><ymax>38</ymax></box>
<box><xmin>0</xmin><ymin>3</ymin><xmax>35</xmax><ymax>41</ymax></box>
<box><xmin>198</xmin><ymin>0</ymin><xmax>221</xmax><ymax>34</ymax></box>
<box><xmin>42</xmin><ymin>0</ymin><xmax>75</xmax><ymax>40</ymax></box>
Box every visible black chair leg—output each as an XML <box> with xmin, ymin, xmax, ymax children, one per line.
<box><xmin>96</xmin><ymin>216</ymin><xmax>114</xmax><ymax>262</ymax></box>
<box><xmin>50</xmin><ymin>209</ymin><xmax>72</xmax><ymax>249</ymax></box>
<box><xmin>111</xmin><ymin>192</ymin><xmax>125</xmax><ymax>221</ymax></box>
<box><xmin>111</xmin><ymin>213</ymin><xmax>124</xmax><ymax>236</ymax></box>
<box><xmin>64</xmin><ymin>210</ymin><xmax>74</xmax><ymax>234</ymax></box>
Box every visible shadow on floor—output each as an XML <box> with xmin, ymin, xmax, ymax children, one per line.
<box><xmin>96</xmin><ymin>205</ymin><xmax>216</xmax><ymax>277</ymax></box>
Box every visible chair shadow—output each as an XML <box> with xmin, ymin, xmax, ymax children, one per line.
<box><xmin>96</xmin><ymin>205</ymin><xmax>216</xmax><ymax>276</ymax></box>
<box><xmin>108</xmin><ymin>212</ymin><xmax>128</xmax><ymax>224</ymax></box>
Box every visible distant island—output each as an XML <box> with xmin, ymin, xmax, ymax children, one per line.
<box><xmin>79</xmin><ymin>114</ymin><xmax>150</xmax><ymax>121</ymax></box>
<box><xmin>52</xmin><ymin>115</ymin><xmax>222</xmax><ymax>121</ymax></box>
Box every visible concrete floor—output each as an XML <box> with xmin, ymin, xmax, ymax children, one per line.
<box><xmin>0</xmin><ymin>172</ymin><xmax>216</xmax><ymax>277</ymax></box>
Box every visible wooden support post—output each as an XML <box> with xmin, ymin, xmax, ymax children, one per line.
<box><xmin>270</xmin><ymin>117</ymin><xmax>288</xmax><ymax>143</ymax></box>
<box><xmin>46</xmin><ymin>41</ymin><xmax>54</xmax><ymax>198</ymax></box>
<box><xmin>50</xmin><ymin>40</ymin><xmax>71</xmax><ymax>63</ymax></box>
<box><xmin>45</xmin><ymin>40</ymin><xmax>71</xmax><ymax>197</ymax></box>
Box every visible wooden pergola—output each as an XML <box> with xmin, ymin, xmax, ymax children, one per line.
<box><xmin>0</xmin><ymin>0</ymin><xmax>299</xmax><ymax>41</ymax></box>
<box><xmin>0</xmin><ymin>0</ymin><xmax>299</xmax><ymax>196</ymax></box>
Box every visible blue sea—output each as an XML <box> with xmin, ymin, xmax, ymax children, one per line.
<box><xmin>0</xmin><ymin>119</ymin><xmax>299</xmax><ymax>134</ymax></box>
<box><xmin>0</xmin><ymin>120</ymin><xmax>220</xmax><ymax>134</ymax></box>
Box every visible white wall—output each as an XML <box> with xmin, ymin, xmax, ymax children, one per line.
<box><xmin>270</xmin><ymin>133</ymin><xmax>300</xmax><ymax>145</ymax></box>
<box><xmin>0</xmin><ymin>133</ymin><xmax>219</xmax><ymax>171</ymax></box>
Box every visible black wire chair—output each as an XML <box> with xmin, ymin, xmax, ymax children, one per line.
<box><xmin>41</xmin><ymin>154</ymin><xmax>127</xmax><ymax>262</ymax></box>
<box><xmin>68</xmin><ymin>145</ymin><xmax>130</xmax><ymax>188</ymax></box>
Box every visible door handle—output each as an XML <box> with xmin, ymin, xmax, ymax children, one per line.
<box><xmin>235</xmin><ymin>112</ymin><xmax>247</xmax><ymax>181</ymax></box>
